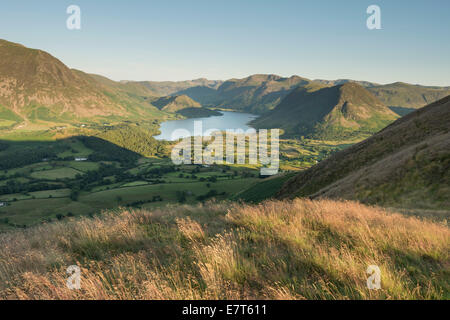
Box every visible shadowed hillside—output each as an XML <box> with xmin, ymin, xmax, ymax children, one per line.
<box><xmin>277</xmin><ymin>96</ymin><xmax>450</xmax><ymax>210</ymax></box>
<box><xmin>0</xmin><ymin>199</ymin><xmax>448</xmax><ymax>299</ymax></box>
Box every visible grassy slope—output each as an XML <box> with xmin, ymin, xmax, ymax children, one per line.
<box><xmin>253</xmin><ymin>82</ymin><xmax>398</xmax><ymax>139</ymax></box>
<box><xmin>277</xmin><ymin>96</ymin><xmax>450</xmax><ymax>210</ymax></box>
<box><xmin>234</xmin><ymin>173</ymin><xmax>296</xmax><ymax>203</ymax></box>
<box><xmin>0</xmin><ymin>199</ymin><xmax>448</xmax><ymax>300</ymax></box>
<box><xmin>0</xmin><ymin>105</ymin><xmax>22</xmax><ymax>128</ymax></box>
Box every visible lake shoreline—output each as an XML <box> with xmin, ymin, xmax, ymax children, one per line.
<box><xmin>154</xmin><ymin>111</ymin><xmax>259</xmax><ymax>141</ymax></box>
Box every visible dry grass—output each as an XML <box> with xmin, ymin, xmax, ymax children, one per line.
<box><xmin>0</xmin><ymin>199</ymin><xmax>448</xmax><ymax>300</ymax></box>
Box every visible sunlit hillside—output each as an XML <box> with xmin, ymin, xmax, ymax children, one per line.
<box><xmin>277</xmin><ymin>96</ymin><xmax>450</xmax><ymax>210</ymax></box>
<box><xmin>1</xmin><ymin>199</ymin><xmax>448</xmax><ymax>300</ymax></box>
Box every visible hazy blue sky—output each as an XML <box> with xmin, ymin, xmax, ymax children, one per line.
<box><xmin>0</xmin><ymin>0</ymin><xmax>449</xmax><ymax>85</ymax></box>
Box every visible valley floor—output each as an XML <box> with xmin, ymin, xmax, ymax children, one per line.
<box><xmin>0</xmin><ymin>128</ymin><xmax>353</xmax><ymax>231</ymax></box>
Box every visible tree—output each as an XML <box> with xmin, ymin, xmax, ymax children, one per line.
<box><xmin>176</xmin><ymin>191</ymin><xmax>187</xmax><ymax>203</ymax></box>
<box><xmin>70</xmin><ymin>189</ymin><xmax>79</xmax><ymax>201</ymax></box>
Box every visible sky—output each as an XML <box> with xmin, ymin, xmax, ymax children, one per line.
<box><xmin>0</xmin><ymin>0</ymin><xmax>449</xmax><ymax>86</ymax></box>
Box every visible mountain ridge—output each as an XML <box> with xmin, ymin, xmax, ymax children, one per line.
<box><xmin>367</xmin><ymin>82</ymin><xmax>450</xmax><ymax>109</ymax></box>
<box><xmin>0</xmin><ymin>39</ymin><xmax>167</xmax><ymax>126</ymax></box>
<box><xmin>277</xmin><ymin>95</ymin><xmax>450</xmax><ymax>210</ymax></box>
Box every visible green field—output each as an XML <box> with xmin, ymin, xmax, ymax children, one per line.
<box><xmin>30</xmin><ymin>167</ymin><xmax>82</xmax><ymax>180</ymax></box>
<box><xmin>0</xmin><ymin>175</ymin><xmax>258</xmax><ymax>230</ymax></box>
<box><xmin>0</xmin><ymin>134</ymin><xmax>265</xmax><ymax>230</ymax></box>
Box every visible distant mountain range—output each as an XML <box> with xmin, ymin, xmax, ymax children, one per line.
<box><xmin>124</xmin><ymin>76</ymin><xmax>450</xmax><ymax>120</ymax></box>
<box><xmin>126</xmin><ymin>74</ymin><xmax>313</xmax><ymax>114</ymax></box>
<box><xmin>127</xmin><ymin>75</ymin><xmax>450</xmax><ymax>116</ymax></box>
<box><xmin>277</xmin><ymin>96</ymin><xmax>450</xmax><ymax>210</ymax></box>
<box><xmin>0</xmin><ymin>39</ymin><xmax>449</xmax><ymax>132</ymax></box>
<box><xmin>314</xmin><ymin>79</ymin><xmax>380</xmax><ymax>88</ymax></box>
<box><xmin>202</xmin><ymin>74</ymin><xmax>312</xmax><ymax>114</ymax></box>
<box><xmin>314</xmin><ymin>79</ymin><xmax>450</xmax><ymax>109</ymax></box>
<box><xmin>121</xmin><ymin>78</ymin><xmax>223</xmax><ymax>97</ymax></box>
<box><xmin>367</xmin><ymin>82</ymin><xmax>450</xmax><ymax>109</ymax></box>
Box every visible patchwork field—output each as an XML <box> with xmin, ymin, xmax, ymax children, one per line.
<box><xmin>0</xmin><ymin>125</ymin><xmax>357</xmax><ymax>232</ymax></box>
<box><xmin>0</xmin><ymin>135</ymin><xmax>263</xmax><ymax>231</ymax></box>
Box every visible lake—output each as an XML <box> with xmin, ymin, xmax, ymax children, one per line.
<box><xmin>154</xmin><ymin>111</ymin><xmax>259</xmax><ymax>141</ymax></box>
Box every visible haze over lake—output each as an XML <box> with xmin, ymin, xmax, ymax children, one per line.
<box><xmin>154</xmin><ymin>111</ymin><xmax>258</xmax><ymax>141</ymax></box>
